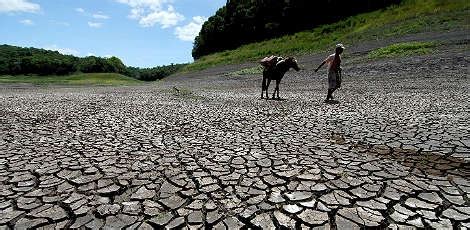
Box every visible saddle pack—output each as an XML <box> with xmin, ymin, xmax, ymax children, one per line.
<box><xmin>260</xmin><ymin>55</ymin><xmax>284</xmax><ymax>69</ymax></box>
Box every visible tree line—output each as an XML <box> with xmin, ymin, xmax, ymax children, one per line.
<box><xmin>192</xmin><ymin>0</ymin><xmax>401</xmax><ymax>59</ymax></box>
<box><xmin>0</xmin><ymin>44</ymin><xmax>185</xmax><ymax>81</ymax></box>
<box><xmin>126</xmin><ymin>64</ymin><xmax>187</xmax><ymax>81</ymax></box>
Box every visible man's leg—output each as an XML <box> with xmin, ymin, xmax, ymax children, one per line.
<box><xmin>326</xmin><ymin>89</ymin><xmax>332</xmax><ymax>101</ymax></box>
<box><xmin>330</xmin><ymin>88</ymin><xmax>336</xmax><ymax>100</ymax></box>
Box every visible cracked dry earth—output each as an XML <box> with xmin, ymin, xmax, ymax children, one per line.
<box><xmin>1</xmin><ymin>46</ymin><xmax>469</xmax><ymax>229</ymax></box>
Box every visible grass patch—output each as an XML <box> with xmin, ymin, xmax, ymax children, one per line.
<box><xmin>170</xmin><ymin>86</ymin><xmax>205</xmax><ymax>100</ymax></box>
<box><xmin>0</xmin><ymin>73</ymin><xmax>142</xmax><ymax>85</ymax></box>
<box><xmin>368</xmin><ymin>41</ymin><xmax>437</xmax><ymax>59</ymax></box>
<box><xmin>225</xmin><ymin>66</ymin><xmax>263</xmax><ymax>77</ymax></box>
<box><xmin>183</xmin><ymin>0</ymin><xmax>469</xmax><ymax>72</ymax></box>
<box><xmin>171</xmin><ymin>86</ymin><xmax>193</xmax><ymax>97</ymax></box>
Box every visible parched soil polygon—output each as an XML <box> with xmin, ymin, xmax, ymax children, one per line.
<box><xmin>0</xmin><ymin>35</ymin><xmax>469</xmax><ymax>229</ymax></box>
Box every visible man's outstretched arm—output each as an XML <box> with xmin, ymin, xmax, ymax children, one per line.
<box><xmin>315</xmin><ymin>61</ymin><xmax>326</xmax><ymax>72</ymax></box>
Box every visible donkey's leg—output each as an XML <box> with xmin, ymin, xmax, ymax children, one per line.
<box><xmin>261</xmin><ymin>73</ymin><xmax>267</xmax><ymax>99</ymax></box>
<box><xmin>266</xmin><ymin>78</ymin><xmax>271</xmax><ymax>99</ymax></box>
<box><xmin>275</xmin><ymin>79</ymin><xmax>281</xmax><ymax>99</ymax></box>
<box><xmin>272</xmin><ymin>79</ymin><xmax>280</xmax><ymax>99</ymax></box>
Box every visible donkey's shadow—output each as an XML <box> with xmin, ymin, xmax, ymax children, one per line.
<box><xmin>261</xmin><ymin>98</ymin><xmax>288</xmax><ymax>101</ymax></box>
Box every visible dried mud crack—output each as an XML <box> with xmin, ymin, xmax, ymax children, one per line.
<box><xmin>1</xmin><ymin>35</ymin><xmax>469</xmax><ymax>229</ymax></box>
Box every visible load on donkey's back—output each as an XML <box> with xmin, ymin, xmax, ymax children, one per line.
<box><xmin>260</xmin><ymin>55</ymin><xmax>284</xmax><ymax>69</ymax></box>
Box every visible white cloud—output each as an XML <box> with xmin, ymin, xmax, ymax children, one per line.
<box><xmin>43</xmin><ymin>45</ymin><xmax>79</xmax><ymax>56</ymax></box>
<box><xmin>19</xmin><ymin>19</ymin><xmax>33</xmax><ymax>25</ymax></box>
<box><xmin>129</xmin><ymin>7</ymin><xmax>143</xmax><ymax>19</ymax></box>
<box><xmin>87</xmin><ymin>52</ymin><xmax>96</xmax><ymax>56</ymax></box>
<box><xmin>116</xmin><ymin>0</ymin><xmax>168</xmax><ymax>9</ymax></box>
<box><xmin>0</xmin><ymin>0</ymin><xmax>40</xmax><ymax>13</ymax></box>
<box><xmin>77</xmin><ymin>8</ymin><xmax>110</xmax><ymax>22</ymax></box>
<box><xmin>116</xmin><ymin>0</ymin><xmax>184</xmax><ymax>28</ymax></box>
<box><xmin>104</xmin><ymin>54</ymin><xmax>113</xmax><ymax>58</ymax></box>
<box><xmin>88</xmin><ymin>21</ymin><xmax>102</xmax><ymax>28</ymax></box>
<box><xmin>93</xmin><ymin>12</ymin><xmax>110</xmax><ymax>19</ymax></box>
<box><xmin>175</xmin><ymin>16</ymin><xmax>206</xmax><ymax>41</ymax></box>
<box><xmin>139</xmin><ymin>6</ymin><xmax>183</xmax><ymax>28</ymax></box>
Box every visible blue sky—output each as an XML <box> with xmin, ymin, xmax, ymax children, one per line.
<box><xmin>0</xmin><ymin>0</ymin><xmax>226</xmax><ymax>67</ymax></box>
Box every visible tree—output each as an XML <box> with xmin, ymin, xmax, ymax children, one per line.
<box><xmin>0</xmin><ymin>44</ymin><xmax>186</xmax><ymax>80</ymax></box>
<box><xmin>192</xmin><ymin>0</ymin><xmax>401</xmax><ymax>59</ymax></box>
<box><xmin>106</xmin><ymin>56</ymin><xmax>127</xmax><ymax>74</ymax></box>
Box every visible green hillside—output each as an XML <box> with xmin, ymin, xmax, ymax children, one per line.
<box><xmin>192</xmin><ymin>0</ymin><xmax>399</xmax><ymax>59</ymax></box>
<box><xmin>184</xmin><ymin>0</ymin><xmax>469</xmax><ymax>72</ymax></box>
<box><xmin>0</xmin><ymin>73</ymin><xmax>142</xmax><ymax>86</ymax></box>
<box><xmin>0</xmin><ymin>44</ymin><xmax>186</xmax><ymax>82</ymax></box>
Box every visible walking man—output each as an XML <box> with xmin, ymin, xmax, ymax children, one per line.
<box><xmin>315</xmin><ymin>44</ymin><xmax>345</xmax><ymax>102</ymax></box>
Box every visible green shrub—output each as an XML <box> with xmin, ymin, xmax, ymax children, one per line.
<box><xmin>368</xmin><ymin>41</ymin><xmax>436</xmax><ymax>59</ymax></box>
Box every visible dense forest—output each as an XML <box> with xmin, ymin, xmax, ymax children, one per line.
<box><xmin>192</xmin><ymin>0</ymin><xmax>401</xmax><ymax>59</ymax></box>
<box><xmin>0</xmin><ymin>45</ymin><xmax>185</xmax><ymax>81</ymax></box>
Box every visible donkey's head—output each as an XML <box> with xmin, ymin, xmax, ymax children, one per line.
<box><xmin>286</xmin><ymin>57</ymin><xmax>300</xmax><ymax>71</ymax></box>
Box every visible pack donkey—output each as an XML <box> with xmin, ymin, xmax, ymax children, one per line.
<box><xmin>260</xmin><ymin>57</ymin><xmax>300</xmax><ymax>99</ymax></box>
